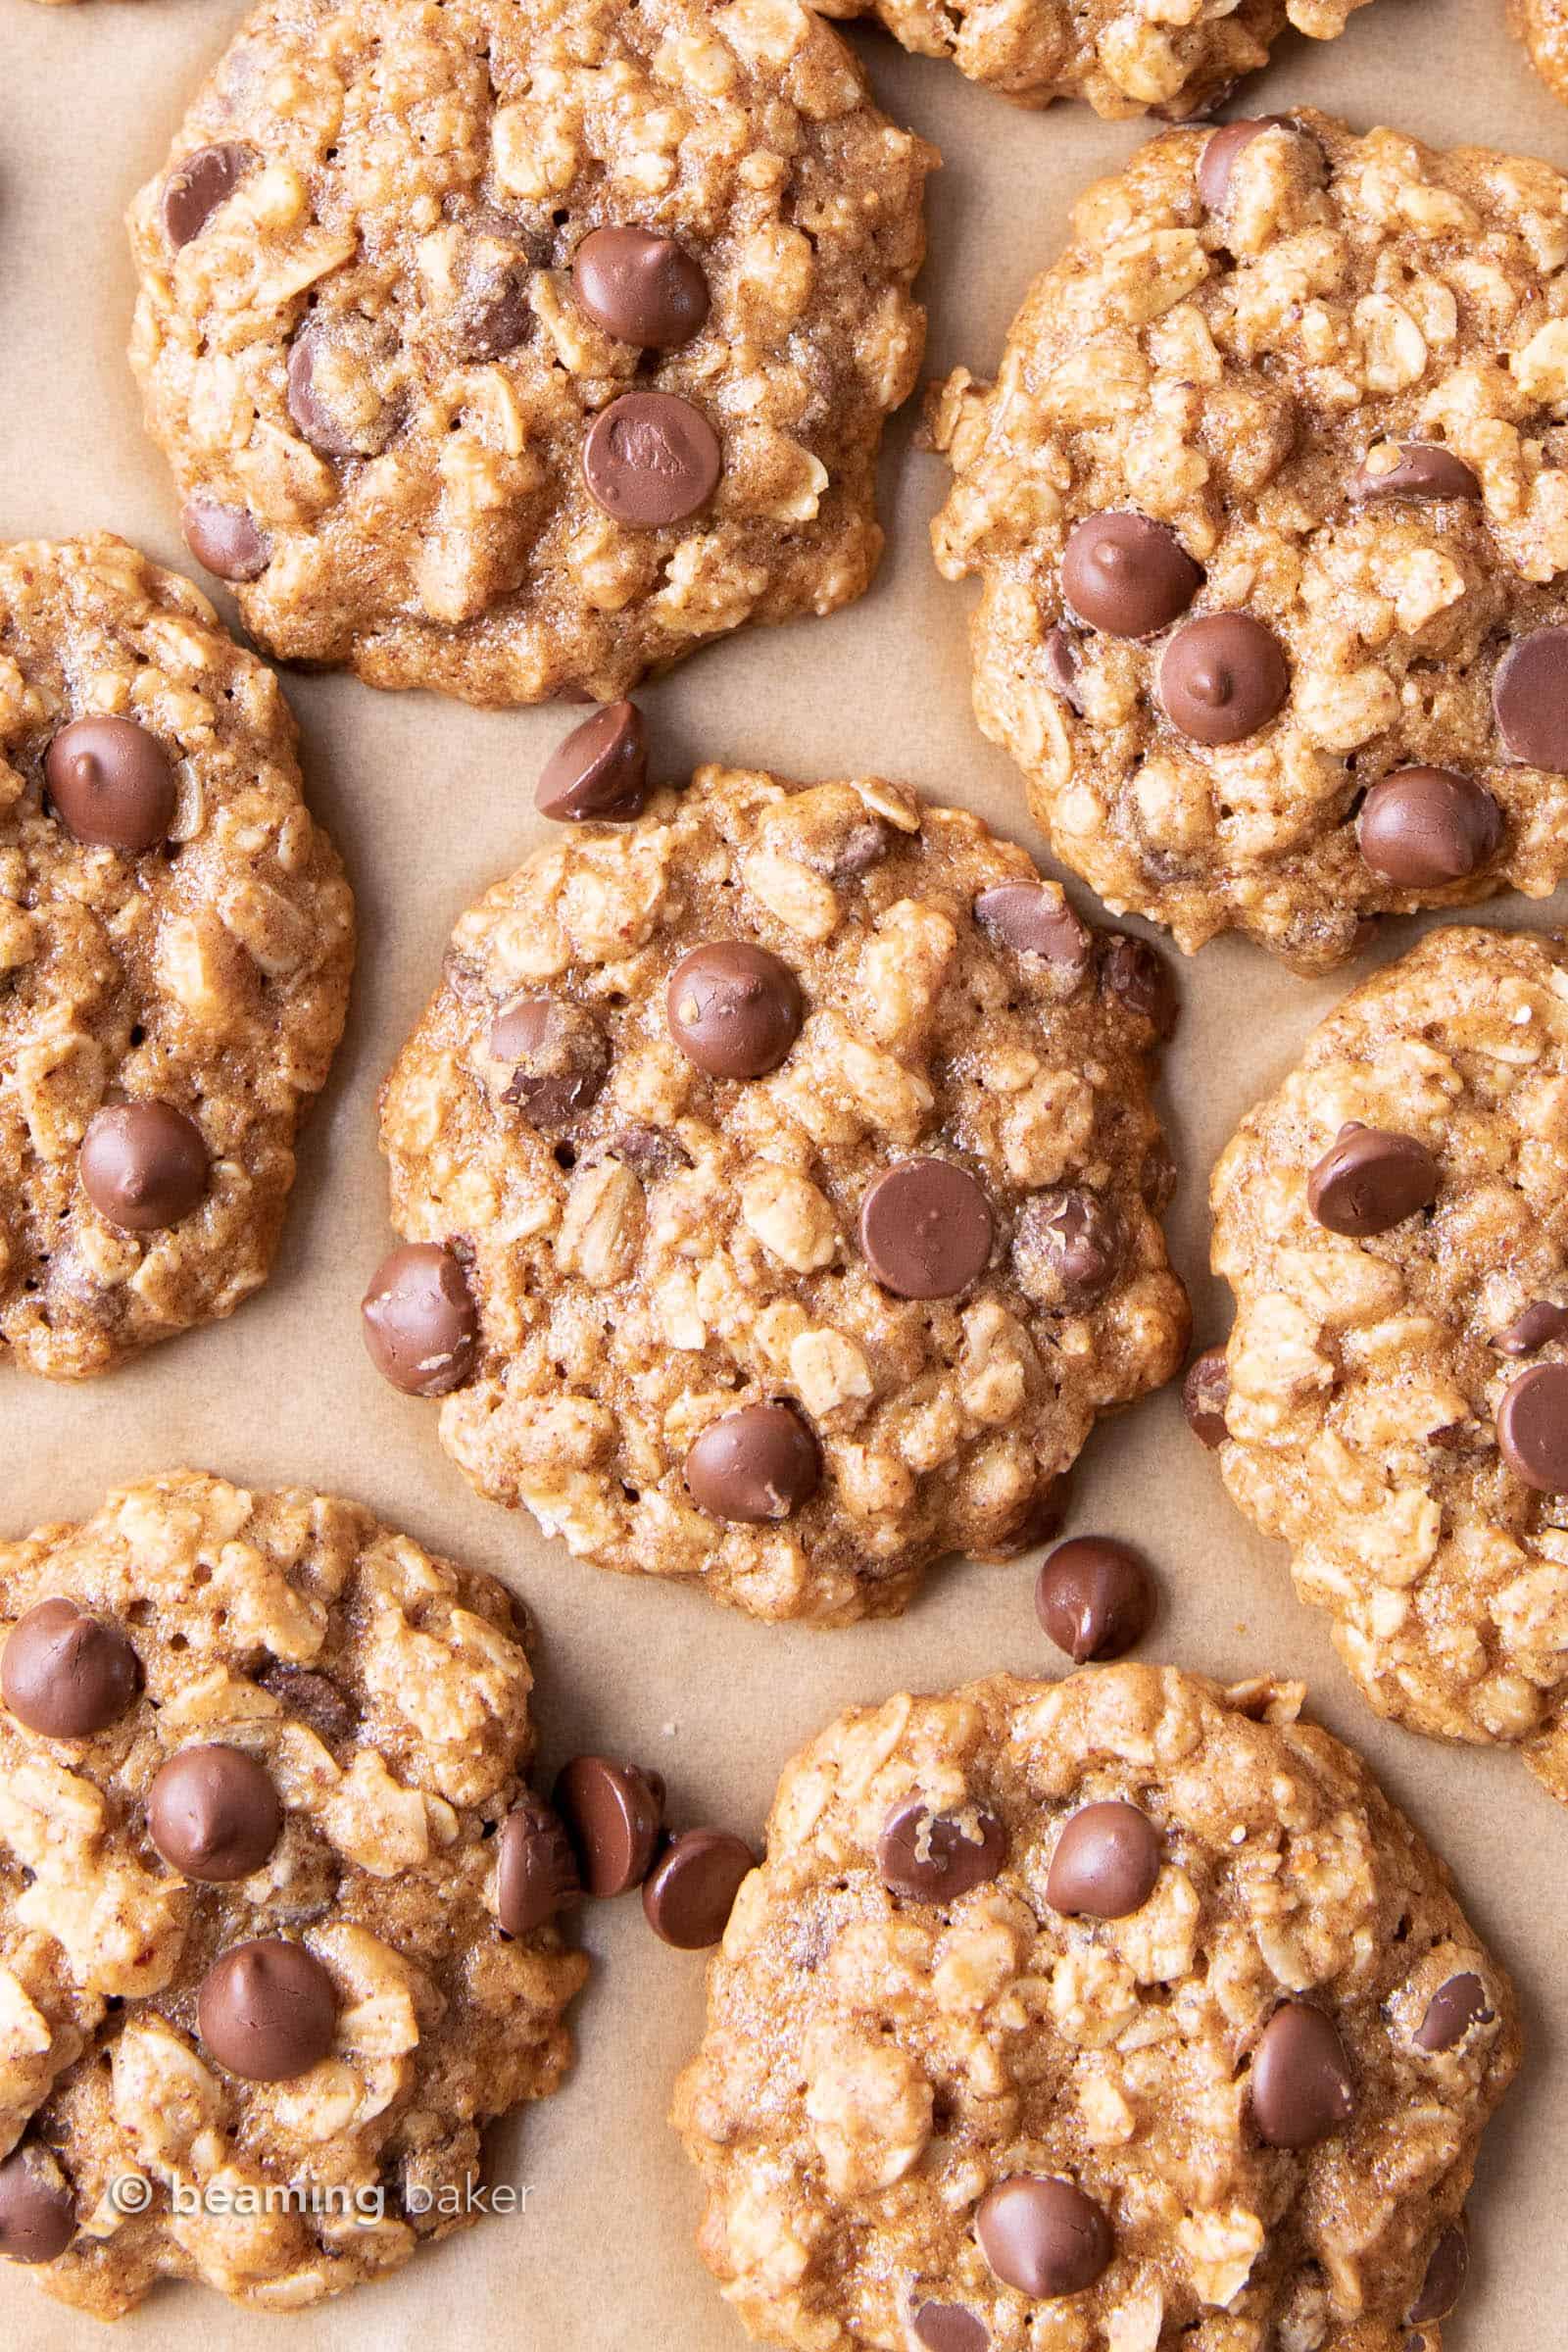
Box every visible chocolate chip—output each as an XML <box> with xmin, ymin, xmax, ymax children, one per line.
<box><xmin>582</xmin><ymin>393</ymin><xmax>721</xmax><ymax>527</ymax></box>
<box><xmin>535</xmin><ymin>702</ymin><xmax>649</xmax><ymax>822</ymax></box>
<box><xmin>460</xmin><ymin>255</ymin><xmax>533</xmax><ymax>359</ymax></box>
<box><xmin>1013</xmin><ymin>1187</ymin><xmax>1119</xmax><ymax>1312</ymax></box>
<box><xmin>859</xmin><ymin>1159</ymin><xmax>994</xmax><ymax>1299</ymax></box>
<box><xmin>256</xmin><ymin>1664</ymin><xmax>356</xmax><ymax>1747</ymax></box>
<box><xmin>181</xmin><ymin>497</ymin><xmax>271</xmax><ymax>582</ymax></box>
<box><xmin>1250</xmin><ymin>2003</ymin><xmax>1356</xmax><ymax>2147</ymax></box>
<box><xmin>1409</xmin><ymin>2225</ymin><xmax>1468</xmax><ymax>2324</ymax></box>
<box><xmin>553</xmin><ymin>1756</ymin><xmax>664</xmax><ymax>1897</ymax></box>
<box><xmin>877</xmin><ymin>1796</ymin><xmax>1008</xmax><ymax>1903</ymax></box>
<box><xmin>1494</xmin><ymin>1300</ymin><xmax>1568</xmax><ymax>1355</ymax></box>
<box><xmin>489</xmin><ymin>998</ymin><xmax>610</xmax><ymax>1127</ymax></box>
<box><xmin>1496</xmin><ymin>1360</ymin><xmax>1568</xmax><ymax>1491</ymax></box>
<box><xmin>975</xmin><ymin>2176</ymin><xmax>1114</xmax><ymax>2299</ymax></box>
<box><xmin>197</xmin><ymin>1939</ymin><xmax>338</xmax><ymax>2081</ymax></box>
<box><xmin>666</xmin><ymin>942</ymin><xmax>803</xmax><ymax>1079</ymax></box>
<box><xmin>45</xmin><ymin>715</ymin><xmax>177</xmax><ymax>852</ymax></box>
<box><xmin>571</xmin><ymin>226</ymin><xmax>710</xmax><ymax>349</ymax></box>
<box><xmin>1351</xmin><ymin>443</ymin><xmax>1482</xmax><ymax>505</ymax></box>
<box><xmin>286</xmin><ymin>322</ymin><xmax>392</xmax><ymax>460</ymax></box>
<box><xmin>361</xmin><ymin>1243</ymin><xmax>479</xmax><ymax>1396</ymax></box>
<box><xmin>643</xmin><ymin>1829</ymin><xmax>756</xmax><ymax>1947</ymax></box>
<box><xmin>1046</xmin><ymin>1800</ymin><xmax>1161</xmax><ymax>1919</ymax></box>
<box><xmin>823</xmin><ymin>818</ymin><xmax>891</xmax><ymax>883</ymax></box>
<box><xmin>1035</xmin><ymin>1537</ymin><xmax>1154</xmax><ymax>1663</ymax></box>
<box><xmin>1306</xmin><ymin>1124</ymin><xmax>1438</xmax><ymax>1237</ymax></box>
<box><xmin>599</xmin><ymin>1123</ymin><xmax>691</xmax><ymax>1178</ymax></box>
<box><xmin>1159</xmin><ymin>612</ymin><xmax>1290</xmax><ymax>745</ymax></box>
<box><xmin>1494</xmin><ymin>627</ymin><xmax>1568</xmax><ymax>768</ymax></box>
<box><xmin>911</xmin><ymin>2303</ymin><xmax>987</xmax><ymax>2352</ymax></box>
<box><xmin>1102</xmin><ymin>933</ymin><xmax>1178</xmax><ymax>1039</ymax></box>
<box><xmin>0</xmin><ymin>2145</ymin><xmax>75</xmax><ymax>2265</ymax></box>
<box><xmin>3</xmin><ymin>1599</ymin><xmax>140</xmax><ymax>1740</ymax></box>
<box><xmin>148</xmin><ymin>1745</ymin><xmax>283</xmax><ymax>1883</ymax></box>
<box><xmin>1415</xmin><ymin>1973</ymin><xmax>1493</xmax><ymax>2053</ymax></box>
<box><xmin>1043</xmin><ymin>624</ymin><xmax>1086</xmax><ymax>711</ymax></box>
<box><xmin>498</xmin><ymin>1797</ymin><xmax>581</xmax><ymax>1936</ymax></box>
<box><xmin>684</xmin><ymin>1403</ymin><xmax>820</xmax><ymax>1523</ymax></box>
<box><xmin>1061</xmin><ymin>512</ymin><xmax>1201</xmax><ymax>639</ymax></box>
<box><xmin>1197</xmin><ymin>116</ymin><xmax>1291</xmax><ymax>208</ymax></box>
<box><xmin>163</xmin><ymin>143</ymin><xmax>254</xmax><ymax>247</ymax></box>
<box><xmin>974</xmin><ymin>883</ymin><xmax>1091</xmax><ymax>977</ymax></box>
<box><xmin>79</xmin><ymin>1102</ymin><xmax>209</xmax><ymax>1233</ymax></box>
<box><xmin>1356</xmin><ymin>768</ymin><xmax>1501</xmax><ymax>886</ymax></box>
<box><xmin>1183</xmin><ymin>1347</ymin><xmax>1230</xmax><ymax>1446</ymax></box>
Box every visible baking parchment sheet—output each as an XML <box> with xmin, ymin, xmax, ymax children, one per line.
<box><xmin>3</xmin><ymin>0</ymin><xmax>1566</xmax><ymax>2341</ymax></box>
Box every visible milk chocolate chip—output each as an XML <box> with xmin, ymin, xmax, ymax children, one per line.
<box><xmin>79</xmin><ymin>1103</ymin><xmax>209</xmax><ymax>1232</ymax></box>
<box><xmin>554</xmin><ymin>1756</ymin><xmax>664</xmax><ymax>1896</ymax></box>
<box><xmin>667</xmin><ymin>943</ymin><xmax>803</xmax><ymax>1079</ymax></box>
<box><xmin>1494</xmin><ymin>1300</ymin><xmax>1568</xmax><ymax>1355</ymax></box>
<box><xmin>0</xmin><ymin>2146</ymin><xmax>75</xmax><ymax>2265</ymax></box>
<box><xmin>535</xmin><ymin>702</ymin><xmax>649</xmax><ymax>822</ymax></box>
<box><xmin>1014</xmin><ymin>1187</ymin><xmax>1119</xmax><ymax>1311</ymax></box>
<box><xmin>1198</xmin><ymin>116</ymin><xmax>1292</xmax><ymax>207</ymax></box>
<box><xmin>643</xmin><ymin>1829</ymin><xmax>756</xmax><ymax>1947</ymax></box>
<box><xmin>974</xmin><ymin>883</ymin><xmax>1091</xmax><ymax>977</ymax></box>
<box><xmin>1159</xmin><ymin>613</ymin><xmax>1289</xmax><ymax>745</ymax></box>
<box><xmin>1046</xmin><ymin>1801</ymin><xmax>1160</xmax><ymax>1919</ymax></box>
<box><xmin>1496</xmin><ymin>1361</ymin><xmax>1568</xmax><ymax>1492</ymax></box>
<box><xmin>45</xmin><ymin>715</ymin><xmax>176</xmax><ymax>852</ymax></box>
<box><xmin>1306</xmin><ymin>1124</ymin><xmax>1438</xmax><ymax>1237</ymax></box>
<box><xmin>1250</xmin><ymin>2003</ymin><xmax>1356</xmax><ymax>2147</ymax></box>
<box><xmin>197</xmin><ymin>1939</ymin><xmax>338</xmax><ymax>2081</ymax></box>
<box><xmin>684</xmin><ymin>1403</ymin><xmax>820</xmax><ymax>1523</ymax></box>
<box><xmin>1351</xmin><ymin>443</ymin><xmax>1482</xmax><ymax>505</ymax></box>
<box><xmin>498</xmin><ymin>1797</ymin><xmax>581</xmax><ymax>1936</ymax></box>
<box><xmin>3</xmin><ymin>1599</ymin><xmax>140</xmax><ymax>1739</ymax></box>
<box><xmin>859</xmin><ymin>1159</ymin><xmax>994</xmax><ymax>1299</ymax></box>
<box><xmin>1356</xmin><ymin>768</ymin><xmax>1500</xmax><ymax>886</ymax></box>
<box><xmin>1061</xmin><ymin>512</ymin><xmax>1201</xmax><ymax>639</ymax></box>
<box><xmin>911</xmin><ymin>2304</ymin><xmax>987</xmax><ymax>2352</ymax></box>
<box><xmin>1408</xmin><ymin>2225</ymin><xmax>1468</xmax><ymax>2324</ymax></box>
<box><xmin>975</xmin><ymin>2176</ymin><xmax>1113</xmax><ymax>2299</ymax></box>
<box><xmin>361</xmin><ymin>1243</ymin><xmax>478</xmax><ymax>1396</ymax></box>
<box><xmin>163</xmin><ymin>143</ymin><xmax>254</xmax><ymax>247</ymax></box>
<box><xmin>582</xmin><ymin>393</ymin><xmax>720</xmax><ymax>527</ymax></box>
<box><xmin>148</xmin><ymin>1745</ymin><xmax>283</xmax><ymax>1883</ymax></box>
<box><xmin>572</xmin><ymin>227</ymin><xmax>710</xmax><ymax>349</ymax></box>
<box><xmin>877</xmin><ymin>1795</ymin><xmax>1007</xmax><ymax>1903</ymax></box>
<box><xmin>1416</xmin><ymin>1973</ymin><xmax>1493</xmax><ymax>2054</ymax></box>
<box><xmin>1102</xmin><ymin>933</ymin><xmax>1178</xmax><ymax>1039</ymax></box>
<box><xmin>1494</xmin><ymin>627</ymin><xmax>1568</xmax><ymax>769</ymax></box>
<box><xmin>181</xmin><ymin>497</ymin><xmax>271</xmax><ymax>582</ymax></box>
<box><xmin>1182</xmin><ymin>1347</ymin><xmax>1230</xmax><ymax>1446</ymax></box>
<box><xmin>489</xmin><ymin>998</ymin><xmax>610</xmax><ymax>1126</ymax></box>
<box><xmin>1035</xmin><ymin>1536</ymin><xmax>1154</xmax><ymax>1662</ymax></box>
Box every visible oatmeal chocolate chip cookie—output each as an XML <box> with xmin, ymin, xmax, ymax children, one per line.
<box><xmin>125</xmin><ymin>0</ymin><xmax>934</xmax><ymax>707</ymax></box>
<box><xmin>0</xmin><ymin>1470</ymin><xmax>587</xmax><ymax>2318</ymax></box>
<box><xmin>811</xmin><ymin>0</ymin><xmax>1369</xmax><ymax>119</ymax></box>
<box><xmin>1209</xmin><ymin>924</ymin><xmax>1568</xmax><ymax>1810</ymax></box>
<box><xmin>673</xmin><ymin>1662</ymin><xmax>1518</xmax><ymax>2352</ymax></box>
<box><xmin>0</xmin><ymin>536</ymin><xmax>352</xmax><ymax>1380</ymax></box>
<box><xmin>1512</xmin><ymin>0</ymin><xmax>1568</xmax><ymax>103</ymax></box>
<box><xmin>371</xmin><ymin>754</ymin><xmax>1189</xmax><ymax>1622</ymax></box>
<box><xmin>930</xmin><ymin>112</ymin><xmax>1568</xmax><ymax>971</ymax></box>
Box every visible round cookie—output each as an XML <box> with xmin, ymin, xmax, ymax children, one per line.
<box><xmin>930</xmin><ymin>112</ymin><xmax>1568</xmax><ymax>970</ymax></box>
<box><xmin>1208</xmin><ymin>924</ymin><xmax>1568</xmax><ymax>1809</ymax></box>
<box><xmin>0</xmin><ymin>1470</ymin><xmax>587</xmax><ymax>2318</ymax></box>
<box><xmin>1511</xmin><ymin>0</ymin><xmax>1568</xmax><ymax>103</ymax></box>
<box><xmin>0</xmin><ymin>536</ymin><xmax>352</xmax><ymax>1379</ymax></box>
<box><xmin>126</xmin><ymin>0</ymin><xmax>934</xmax><ymax>706</ymax></box>
<box><xmin>814</xmin><ymin>0</ymin><xmax>1370</xmax><ymax>119</ymax></box>
<box><xmin>673</xmin><ymin>1663</ymin><xmax>1518</xmax><ymax>2352</ymax></box>
<box><xmin>371</xmin><ymin>754</ymin><xmax>1189</xmax><ymax>1622</ymax></box>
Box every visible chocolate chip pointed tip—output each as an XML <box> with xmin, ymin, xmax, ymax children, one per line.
<box><xmin>536</xmin><ymin>701</ymin><xmax>650</xmax><ymax>822</ymax></box>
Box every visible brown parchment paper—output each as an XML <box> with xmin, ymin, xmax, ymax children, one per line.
<box><xmin>2</xmin><ymin>0</ymin><xmax>1565</xmax><ymax>2342</ymax></box>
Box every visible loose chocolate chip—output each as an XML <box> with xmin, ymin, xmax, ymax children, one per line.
<box><xmin>1046</xmin><ymin>1800</ymin><xmax>1161</xmax><ymax>1919</ymax></box>
<box><xmin>181</xmin><ymin>496</ymin><xmax>271</xmax><ymax>582</ymax></box>
<box><xmin>79</xmin><ymin>1102</ymin><xmax>209</xmax><ymax>1233</ymax></box>
<box><xmin>163</xmin><ymin>142</ymin><xmax>254</xmax><ymax>248</ymax></box>
<box><xmin>1159</xmin><ymin>612</ymin><xmax>1290</xmax><ymax>746</ymax></box>
<box><xmin>45</xmin><ymin>715</ymin><xmax>177</xmax><ymax>853</ymax></box>
<box><xmin>1416</xmin><ymin>1973</ymin><xmax>1493</xmax><ymax>2054</ymax></box>
<box><xmin>1494</xmin><ymin>628</ymin><xmax>1568</xmax><ymax>769</ymax></box>
<box><xmin>3</xmin><ymin>1599</ymin><xmax>140</xmax><ymax>1740</ymax></box>
<box><xmin>553</xmin><ymin>1756</ymin><xmax>664</xmax><ymax>1897</ymax></box>
<box><xmin>535</xmin><ymin>702</ymin><xmax>649</xmax><ymax>822</ymax></box>
<box><xmin>197</xmin><ymin>1939</ymin><xmax>338</xmax><ymax>2082</ymax></box>
<box><xmin>666</xmin><ymin>942</ymin><xmax>803</xmax><ymax>1079</ymax></box>
<box><xmin>1306</xmin><ymin>1124</ymin><xmax>1438</xmax><ymax>1238</ymax></box>
<box><xmin>859</xmin><ymin>1159</ymin><xmax>994</xmax><ymax>1300</ymax></box>
<box><xmin>974</xmin><ymin>883</ymin><xmax>1091</xmax><ymax>977</ymax></box>
<box><xmin>1013</xmin><ymin>1187</ymin><xmax>1120</xmax><ymax>1312</ymax></box>
<box><xmin>1061</xmin><ymin>512</ymin><xmax>1201</xmax><ymax>639</ymax></box>
<box><xmin>1250</xmin><ymin>2003</ymin><xmax>1356</xmax><ymax>2148</ymax></box>
<box><xmin>975</xmin><ymin>2176</ymin><xmax>1114</xmax><ymax>2299</ymax></box>
<box><xmin>1351</xmin><ymin>443</ymin><xmax>1482</xmax><ymax>505</ymax></box>
<box><xmin>489</xmin><ymin>997</ymin><xmax>610</xmax><ymax>1127</ymax></box>
<box><xmin>1409</xmin><ymin>2225</ymin><xmax>1469</xmax><ymax>2324</ymax></box>
<box><xmin>1042</xmin><ymin>623</ymin><xmax>1086</xmax><ymax>711</ymax></box>
<box><xmin>1197</xmin><ymin>116</ymin><xmax>1291</xmax><ymax>208</ymax></box>
<box><xmin>0</xmin><ymin>2146</ymin><xmax>75</xmax><ymax>2265</ymax></box>
<box><xmin>1494</xmin><ymin>1299</ymin><xmax>1568</xmax><ymax>1355</ymax></box>
<box><xmin>582</xmin><ymin>392</ymin><xmax>721</xmax><ymax>527</ymax></box>
<box><xmin>1183</xmin><ymin>1347</ymin><xmax>1230</xmax><ymax>1446</ymax></box>
<box><xmin>877</xmin><ymin>1795</ymin><xmax>1008</xmax><ymax>1904</ymax></box>
<box><xmin>1496</xmin><ymin>1360</ymin><xmax>1568</xmax><ymax>1491</ymax></box>
<box><xmin>1356</xmin><ymin>768</ymin><xmax>1501</xmax><ymax>887</ymax></box>
<box><xmin>684</xmin><ymin>1403</ymin><xmax>820</xmax><ymax>1523</ymax></box>
<box><xmin>643</xmin><ymin>1829</ymin><xmax>756</xmax><ymax>1947</ymax></box>
<box><xmin>498</xmin><ymin>1797</ymin><xmax>581</xmax><ymax>1936</ymax></box>
<box><xmin>361</xmin><ymin>1243</ymin><xmax>479</xmax><ymax>1396</ymax></box>
<box><xmin>148</xmin><ymin>1745</ymin><xmax>283</xmax><ymax>1883</ymax></box>
<box><xmin>911</xmin><ymin>2303</ymin><xmax>987</xmax><ymax>2352</ymax></box>
<box><xmin>1035</xmin><ymin>1537</ymin><xmax>1154</xmax><ymax>1663</ymax></box>
<box><xmin>571</xmin><ymin>226</ymin><xmax>710</xmax><ymax>349</ymax></box>
<box><xmin>256</xmin><ymin>1664</ymin><xmax>356</xmax><ymax>1747</ymax></box>
<box><xmin>1102</xmin><ymin>933</ymin><xmax>1178</xmax><ymax>1039</ymax></box>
